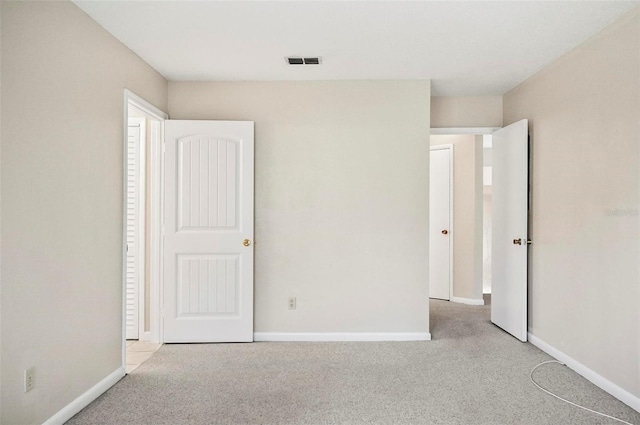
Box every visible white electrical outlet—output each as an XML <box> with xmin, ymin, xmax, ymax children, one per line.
<box><xmin>288</xmin><ymin>297</ymin><xmax>297</xmax><ymax>310</ymax></box>
<box><xmin>24</xmin><ymin>367</ymin><xmax>35</xmax><ymax>393</ymax></box>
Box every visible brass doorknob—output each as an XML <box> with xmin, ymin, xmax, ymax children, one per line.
<box><xmin>243</xmin><ymin>239</ymin><xmax>251</xmax><ymax>247</ymax></box>
<box><xmin>442</xmin><ymin>230</ymin><xmax>448</xmax><ymax>235</ymax></box>
<box><xmin>513</xmin><ymin>238</ymin><xmax>522</xmax><ymax>245</ymax></box>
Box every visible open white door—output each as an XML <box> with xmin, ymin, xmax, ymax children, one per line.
<box><xmin>491</xmin><ymin>119</ymin><xmax>528</xmax><ymax>342</ymax></box>
<box><xmin>429</xmin><ymin>146</ymin><xmax>452</xmax><ymax>300</ymax></box>
<box><xmin>163</xmin><ymin>120</ymin><xmax>254</xmax><ymax>343</ymax></box>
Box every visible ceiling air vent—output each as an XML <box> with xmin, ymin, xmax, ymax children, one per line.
<box><xmin>286</xmin><ymin>57</ymin><xmax>322</xmax><ymax>65</ymax></box>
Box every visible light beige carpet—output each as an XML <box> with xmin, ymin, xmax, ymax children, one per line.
<box><xmin>67</xmin><ymin>298</ymin><xmax>640</xmax><ymax>424</ymax></box>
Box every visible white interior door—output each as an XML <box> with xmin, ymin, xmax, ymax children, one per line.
<box><xmin>125</xmin><ymin>121</ymin><xmax>142</xmax><ymax>340</ymax></box>
<box><xmin>163</xmin><ymin>120</ymin><xmax>254</xmax><ymax>343</ymax></box>
<box><xmin>491</xmin><ymin>119</ymin><xmax>528</xmax><ymax>341</ymax></box>
<box><xmin>429</xmin><ymin>146</ymin><xmax>452</xmax><ymax>300</ymax></box>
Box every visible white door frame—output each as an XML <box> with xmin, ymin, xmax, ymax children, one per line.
<box><xmin>430</xmin><ymin>128</ymin><xmax>499</xmax><ymax>305</ymax></box>
<box><xmin>429</xmin><ymin>144</ymin><xmax>454</xmax><ymax>300</ymax></box>
<box><xmin>122</xmin><ymin>90</ymin><xmax>168</xmax><ymax>368</ymax></box>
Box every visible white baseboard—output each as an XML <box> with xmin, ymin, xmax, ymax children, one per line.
<box><xmin>254</xmin><ymin>332</ymin><xmax>431</xmax><ymax>342</ymax></box>
<box><xmin>451</xmin><ymin>296</ymin><xmax>485</xmax><ymax>306</ymax></box>
<box><xmin>43</xmin><ymin>367</ymin><xmax>125</xmax><ymax>425</ymax></box>
<box><xmin>528</xmin><ymin>332</ymin><xmax>640</xmax><ymax>413</ymax></box>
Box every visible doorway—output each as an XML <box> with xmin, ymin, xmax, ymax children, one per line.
<box><xmin>123</xmin><ymin>90</ymin><xmax>167</xmax><ymax>371</ymax></box>
<box><xmin>429</xmin><ymin>132</ymin><xmax>487</xmax><ymax>306</ymax></box>
<box><xmin>428</xmin><ymin>124</ymin><xmax>529</xmax><ymax>342</ymax></box>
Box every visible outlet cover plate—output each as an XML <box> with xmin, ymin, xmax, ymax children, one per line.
<box><xmin>24</xmin><ymin>367</ymin><xmax>35</xmax><ymax>393</ymax></box>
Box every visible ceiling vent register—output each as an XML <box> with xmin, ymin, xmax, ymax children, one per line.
<box><xmin>286</xmin><ymin>57</ymin><xmax>321</xmax><ymax>65</ymax></box>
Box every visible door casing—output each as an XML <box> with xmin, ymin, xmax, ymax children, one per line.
<box><xmin>122</xmin><ymin>90</ymin><xmax>168</xmax><ymax>370</ymax></box>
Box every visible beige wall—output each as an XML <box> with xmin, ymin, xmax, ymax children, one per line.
<box><xmin>430</xmin><ymin>135</ymin><xmax>483</xmax><ymax>301</ymax></box>
<box><xmin>169</xmin><ymin>81</ymin><xmax>431</xmax><ymax>334</ymax></box>
<box><xmin>473</xmin><ymin>135</ymin><xmax>483</xmax><ymax>300</ymax></box>
<box><xmin>431</xmin><ymin>96</ymin><xmax>503</xmax><ymax>128</ymax></box>
<box><xmin>482</xmin><ymin>192</ymin><xmax>492</xmax><ymax>293</ymax></box>
<box><xmin>0</xmin><ymin>3</ymin><xmax>3</xmax><ymax>419</ymax></box>
<box><xmin>0</xmin><ymin>2</ymin><xmax>168</xmax><ymax>423</ymax></box>
<box><xmin>504</xmin><ymin>9</ymin><xmax>640</xmax><ymax>398</ymax></box>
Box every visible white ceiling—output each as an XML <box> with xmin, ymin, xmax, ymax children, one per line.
<box><xmin>74</xmin><ymin>1</ymin><xmax>639</xmax><ymax>96</ymax></box>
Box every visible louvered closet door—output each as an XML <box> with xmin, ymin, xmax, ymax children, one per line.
<box><xmin>126</xmin><ymin>124</ymin><xmax>141</xmax><ymax>340</ymax></box>
<box><xmin>163</xmin><ymin>120</ymin><xmax>254</xmax><ymax>343</ymax></box>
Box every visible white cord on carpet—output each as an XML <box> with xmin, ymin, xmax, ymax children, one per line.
<box><xmin>530</xmin><ymin>360</ymin><xmax>634</xmax><ymax>425</ymax></box>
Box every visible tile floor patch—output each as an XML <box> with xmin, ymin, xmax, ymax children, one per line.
<box><xmin>126</xmin><ymin>341</ymin><xmax>162</xmax><ymax>373</ymax></box>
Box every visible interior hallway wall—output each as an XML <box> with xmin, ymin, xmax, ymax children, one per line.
<box><xmin>1</xmin><ymin>2</ymin><xmax>168</xmax><ymax>423</ymax></box>
<box><xmin>431</xmin><ymin>96</ymin><xmax>503</xmax><ymax>128</ymax></box>
<box><xmin>482</xmin><ymin>141</ymin><xmax>492</xmax><ymax>294</ymax></box>
<box><xmin>482</xmin><ymin>191</ymin><xmax>492</xmax><ymax>294</ymax></box>
<box><xmin>504</xmin><ymin>8</ymin><xmax>640</xmax><ymax>399</ymax></box>
<box><xmin>169</xmin><ymin>81</ymin><xmax>431</xmax><ymax>335</ymax></box>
